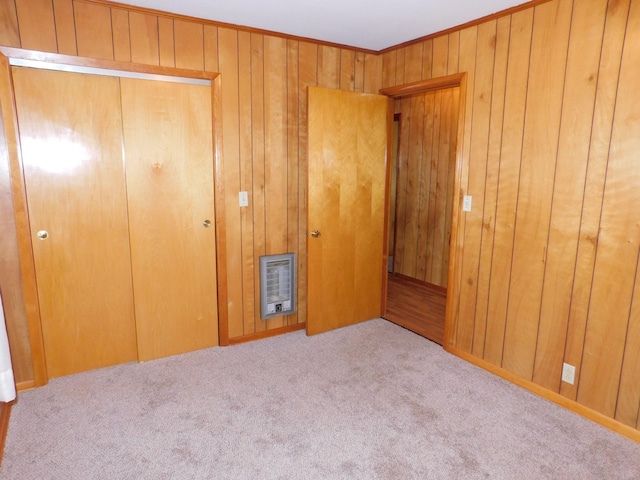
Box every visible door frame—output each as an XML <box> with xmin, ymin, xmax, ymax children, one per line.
<box><xmin>380</xmin><ymin>72</ymin><xmax>468</xmax><ymax>350</ymax></box>
<box><xmin>0</xmin><ymin>47</ymin><xmax>229</xmax><ymax>388</ymax></box>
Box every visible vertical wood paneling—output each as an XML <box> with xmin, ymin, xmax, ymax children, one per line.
<box><xmin>354</xmin><ymin>51</ymin><xmax>365</xmax><ymax>92</ymax></box>
<box><xmin>421</xmin><ymin>39</ymin><xmax>433</xmax><ymax>80</ymax></box>
<box><xmin>578</xmin><ymin>0</ymin><xmax>640</xmax><ymax>418</ymax></box>
<box><xmin>251</xmin><ymin>33</ymin><xmax>266</xmax><ymax>333</ymax></box>
<box><xmin>174</xmin><ymin>20</ymin><xmax>204</xmax><ymax>70</ymax></box>
<box><xmin>502</xmin><ymin>0</ymin><xmax>573</xmax><ymax>379</ymax></box>
<box><xmin>218</xmin><ymin>27</ymin><xmax>243</xmax><ymax>339</ymax></box>
<box><xmin>394</xmin><ymin>47</ymin><xmax>405</xmax><ymax>86</ymax></box>
<box><xmin>74</xmin><ymin>1</ymin><xmax>113</xmax><ymax>60</ymax></box>
<box><xmin>238</xmin><ymin>31</ymin><xmax>255</xmax><ymax>336</ymax></box>
<box><xmin>0</xmin><ymin>0</ymin><xmax>20</xmax><ymax>47</ymax></box>
<box><xmin>264</xmin><ymin>35</ymin><xmax>288</xmax><ymax>330</ymax></box>
<box><xmin>483</xmin><ymin>9</ymin><xmax>534</xmax><ymax>366</ymax></box>
<box><xmin>532</xmin><ymin>0</ymin><xmax>607</xmax><ymax>391</ymax></box>
<box><xmin>432</xmin><ymin>88</ymin><xmax>453</xmax><ymax>286</ymax></box>
<box><xmin>15</xmin><ymin>0</ymin><xmax>56</xmax><ymax>52</ymax></box>
<box><xmin>401</xmin><ymin>96</ymin><xmax>420</xmax><ymax>279</ymax></box>
<box><xmin>404</xmin><ymin>42</ymin><xmax>423</xmax><ymax>83</ymax></box>
<box><xmin>424</xmin><ymin>90</ymin><xmax>441</xmax><ymax>282</ymax></box>
<box><xmin>204</xmin><ymin>25</ymin><xmax>219</xmax><ymax>72</ymax></box>
<box><xmin>560</xmin><ymin>0</ymin><xmax>629</xmax><ymax>403</ymax></box>
<box><xmin>298</xmin><ymin>41</ymin><xmax>318</xmax><ymax>327</ymax></box>
<box><xmin>472</xmin><ymin>16</ymin><xmax>511</xmax><ymax>358</ymax></box>
<box><xmin>52</xmin><ymin>0</ymin><xmax>77</xmax><ymax>55</ymax></box>
<box><xmin>447</xmin><ymin>32</ymin><xmax>460</xmax><ymax>75</ymax></box>
<box><xmin>393</xmin><ymin>88</ymin><xmax>459</xmax><ymax>288</ymax></box>
<box><xmin>129</xmin><ymin>12</ymin><xmax>159</xmax><ymax>65</ymax></box>
<box><xmin>158</xmin><ymin>17</ymin><xmax>174</xmax><ymax>67</ymax></box>
<box><xmin>317</xmin><ymin>45</ymin><xmax>339</xmax><ymax>89</ymax></box>
<box><xmin>415</xmin><ymin>93</ymin><xmax>431</xmax><ymax>281</ymax></box>
<box><xmin>381</xmin><ymin>50</ymin><xmax>396</xmax><ymax>88</ymax></box>
<box><xmin>456</xmin><ymin>22</ymin><xmax>494</xmax><ymax>353</ymax></box>
<box><xmin>111</xmin><ymin>9</ymin><xmax>130</xmax><ymax>62</ymax></box>
<box><xmin>363</xmin><ymin>53</ymin><xmax>382</xmax><ymax>94</ymax></box>
<box><xmin>452</xmin><ymin>25</ymin><xmax>477</xmax><ymax>348</ymax></box>
<box><xmin>286</xmin><ymin>39</ymin><xmax>300</xmax><ymax>325</ymax></box>
<box><xmin>339</xmin><ymin>48</ymin><xmax>355</xmax><ymax>91</ymax></box>
<box><xmin>432</xmin><ymin>35</ymin><xmax>449</xmax><ymax>78</ymax></box>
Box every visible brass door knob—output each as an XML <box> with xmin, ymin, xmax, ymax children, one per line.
<box><xmin>310</xmin><ymin>230</ymin><xmax>321</xmax><ymax>238</ymax></box>
<box><xmin>36</xmin><ymin>230</ymin><xmax>49</xmax><ymax>240</ymax></box>
<box><xmin>203</xmin><ymin>220</ymin><xmax>212</xmax><ymax>228</ymax></box>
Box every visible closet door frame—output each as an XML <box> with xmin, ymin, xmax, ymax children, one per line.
<box><xmin>0</xmin><ymin>47</ymin><xmax>228</xmax><ymax>388</ymax></box>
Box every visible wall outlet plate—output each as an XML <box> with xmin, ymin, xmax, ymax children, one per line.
<box><xmin>463</xmin><ymin>195</ymin><xmax>472</xmax><ymax>212</ymax></box>
<box><xmin>562</xmin><ymin>363</ymin><xmax>576</xmax><ymax>385</ymax></box>
<box><xmin>239</xmin><ymin>191</ymin><xmax>249</xmax><ymax>207</ymax></box>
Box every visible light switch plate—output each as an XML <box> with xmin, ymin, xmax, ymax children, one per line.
<box><xmin>239</xmin><ymin>191</ymin><xmax>249</xmax><ymax>207</ymax></box>
<box><xmin>462</xmin><ymin>195</ymin><xmax>472</xmax><ymax>212</ymax></box>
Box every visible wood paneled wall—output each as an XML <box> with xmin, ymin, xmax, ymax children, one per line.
<box><xmin>383</xmin><ymin>0</ymin><xmax>640</xmax><ymax>434</ymax></box>
<box><xmin>393</xmin><ymin>87</ymin><xmax>459</xmax><ymax>287</ymax></box>
<box><xmin>0</xmin><ymin>0</ymin><xmax>383</xmax><ymax>385</ymax></box>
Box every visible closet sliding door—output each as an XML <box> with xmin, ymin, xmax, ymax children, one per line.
<box><xmin>11</xmin><ymin>62</ymin><xmax>219</xmax><ymax>379</ymax></box>
<box><xmin>12</xmin><ymin>68</ymin><xmax>137</xmax><ymax>378</ymax></box>
<box><xmin>121</xmin><ymin>78</ymin><xmax>218</xmax><ymax>361</ymax></box>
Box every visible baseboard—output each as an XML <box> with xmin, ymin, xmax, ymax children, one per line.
<box><xmin>0</xmin><ymin>401</ymin><xmax>13</xmax><ymax>466</ymax></box>
<box><xmin>444</xmin><ymin>344</ymin><xmax>640</xmax><ymax>443</ymax></box>
<box><xmin>16</xmin><ymin>380</ymin><xmax>35</xmax><ymax>392</ymax></box>
<box><xmin>228</xmin><ymin>322</ymin><xmax>306</xmax><ymax>345</ymax></box>
<box><xmin>391</xmin><ymin>273</ymin><xmax>447</xmax><ymax>296</ymax></box>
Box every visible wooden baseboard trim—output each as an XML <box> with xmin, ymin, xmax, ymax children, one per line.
<box><xmin>16</xmin><ymin>380</ymin><xmax>35</xmax><ymax>392</ymax></box>
<box><xmin>228</xmin><ymin>322</ymin><xmax>306</xmax><ymax>345</ymax></box>
<box><xmin>445</xmin><ymin>345</ymin><xmax>640</xmax><ymax>443</ymax></box>
<box><xmin>391</xmin><ymin>273</ymin><xmax>447</xmax><ymax>296</ymax></box>
<box><xmin>0</xmin><ymin>401</ymin><xmax>13</xmax><ymax>466</ymax></box>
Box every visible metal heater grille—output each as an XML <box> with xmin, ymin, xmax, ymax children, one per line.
<box><xmin>260</xmin><ymin>253</ymin><xmax>296</xmax><ymax>319</ymax></box>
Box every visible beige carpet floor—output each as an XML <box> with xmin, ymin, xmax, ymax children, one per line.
<box><xmin>2</xmin><ymin>318</ymin><xmax>640</xmax><ymax>479</ymax></box>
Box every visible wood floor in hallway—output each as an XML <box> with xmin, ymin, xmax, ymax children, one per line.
<box><xmin>383</xmin><ymin>274</ymin><xmax>446</xmax><ymax>345</ymax></box>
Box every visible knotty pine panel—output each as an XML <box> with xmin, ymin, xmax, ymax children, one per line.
<box><xmin>381</xmin><ymin>0</ymin><xmax>640</xmax><ymax>435</ymax></box>
<box><xmin>0</xmin><ymin>0</ymin><xmax>384</xmax><ymax>384</ymax></box>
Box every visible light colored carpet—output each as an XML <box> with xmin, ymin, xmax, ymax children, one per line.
<box><xmin>3</xmin><ymin>318</ymin><xmax>639</xmax><ymax>479</ymax></box>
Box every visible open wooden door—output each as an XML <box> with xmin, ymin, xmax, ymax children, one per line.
<box><xmin>307</xmin><ymin>87</ymin><xmax>389</xmax><ymax>335</ymax></box>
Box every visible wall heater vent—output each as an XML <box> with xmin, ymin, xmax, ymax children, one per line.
<box><xmin>260</xmin><ymin>253</ymin><xmax>296</xmax><ymax>320</ymax></box>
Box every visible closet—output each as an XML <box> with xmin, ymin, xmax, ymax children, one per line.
<box><xmin>12</xmin><ymin>65</ymin><xmax>218</xmax><ymax>378</ymax></box>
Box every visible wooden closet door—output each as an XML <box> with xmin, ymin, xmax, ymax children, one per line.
<box><xmin>12</xmin><ymin>67</ymin><xmax>137</xmax><ymax>378</ymax></box>
<box><xmin>120</xmin><ymin>78</ymin><xmax>218</xmax><ymax>361</ymax></box>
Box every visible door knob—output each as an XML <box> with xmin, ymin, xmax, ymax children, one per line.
<box><xmin>310</xmin><ymin>230</ymin><xmax>321</xmax><ymax>238</ymax></box>
<box><xmin>203</xmin><ymin>220</ymin><xmax>212</xmax><ymax>228</ymax></box>
<box><xmin>36</xmin><ymin>230</ymin><xmax>49</xmax><ymax>240</ymax></box>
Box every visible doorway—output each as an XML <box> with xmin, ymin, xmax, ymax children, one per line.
<box><xmin>381</xmin><ymin>75</ymin><xmax>465</xmax><ymax>345</ymax></box>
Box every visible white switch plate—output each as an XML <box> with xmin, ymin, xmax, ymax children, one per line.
<box><xmin>239</xmin><ymin>191</ymin><xmax>249</xmax><ymax>207</ymax></box>
<box><xmin>561</xmin><ymin>363</ymin><xmax>575</xmax><ymax>385</ymax></box>
<box><xmin>462</xmin><ymin>195</ymin><xmax>472</xmax><ymax>212</ymax></box>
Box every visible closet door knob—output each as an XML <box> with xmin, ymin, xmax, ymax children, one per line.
<box><xmin>202</xmin><ymin>220</ymin><xmax>212</xmax><ymax>228</ymax></box>
<box><xmin>310</xmin><ymin>230</ymin><xmax>321</xmax><ymax>238</ymax></box>
<box><xmin>37</xmin><ymin>230</ymin><xmax>49</xmax><ymax>240</ymax></box>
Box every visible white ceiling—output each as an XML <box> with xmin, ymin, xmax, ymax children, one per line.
<box><xmin>121</xmin><ymin>0</ymin><xmax>530</xmax><ymax>51</ymax></box>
